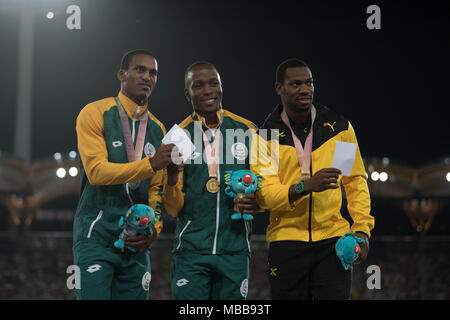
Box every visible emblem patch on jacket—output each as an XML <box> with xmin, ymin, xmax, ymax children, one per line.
<box><xmin>240</xmin><ymin>279</ymin><xmax>248</xmax><ymax>298</ymax></box>
<box><xmin>144</xmin><ymin>142</ymin><xmax>156</xmax><ymax>157</ymax></box>
<box><xmin>231</xmin><ymin>142</ymin><xmax>248</xmax><ymax>161</ymax></box>
<box><xmin>142</xmin><ymin>272</ymin><xmax>151</xmax><ymax>291</ymax></box>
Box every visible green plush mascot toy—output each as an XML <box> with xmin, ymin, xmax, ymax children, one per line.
<box><xmin>335</xmin><ymin>231</ymin><xmax>365</xmax><ymax>270</ymax></box>
<box><xmin>224</xmin><ymin>169</ymin><xmax>262</xmax><ymax>221</ymax></box>
<box><xmin>114</xmin><ymin>204</ymin><xmax>156</xmax><ymax>252</ymax></box>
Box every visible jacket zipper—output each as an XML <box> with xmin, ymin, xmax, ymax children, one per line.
<box><xmin>244</xmin><ymin>220</ymin><xmax>251</xmax><ymax>253</ymax></box>
<box><xmin>308</xmin><ymin>152</ymin><xmax>313</xmax><ymax>243</ymax></box>
<box><xmin>176</xmin><ymin>220</ymin><xmax>191</xmax><ymax>250</ymax></box>
<box><xmin>212</xmin><ymin>165</ymin><xmax>221</xmax><ymax>255</ymax></box>
<box><xmin>308</xmin><ymin>193</ymin><xmax>313</xmax><ymax>243</ymax></box>
<box><xmin>125</xmin><ymin>183</ymin><xmax>133</xmax><ymax>206</ymax></box>
<box><xmin>87</xmin><ymin>210</ymin><xmax>103</xmax><ymax>238</ymax></box>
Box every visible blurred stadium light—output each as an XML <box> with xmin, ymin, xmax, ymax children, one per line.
<box><xmin>68</xmin><ymin>151</ymin><xmax>77</xmax><ymax>159</ymax></box>
<box><xmin>371</xmin><ymin>171</ymin><xmax>380</xmax><ymax>181</ymax></box>
<box><xmin>379</xmin><ymin>171</ymin><xmax>388</xmax><ymax>182</ymax></box>
<box><xmin>56</xmin><ymin>168</ymin><xmax>66</xmax><ymax>178</ymax></box>
<box><xmin>364</xmin><ymin>157</ymin><xmax>450</xmax><ymax>198</ymax></box>
<box><xmin>68</xmin><ymin>167</ymin><xmax>78</xmax><ymax>177</ymax></box>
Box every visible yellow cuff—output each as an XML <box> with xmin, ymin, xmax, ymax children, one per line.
<box><xmin>145</xmin><ymin>156</ymin><xmax>156</xmax><ymax>175</ymax></box>
<box><xmin>351</xmin><ymin>226</ymin><xmax>371</xmax><ymax>238</ymax></box>
<box><xmin>154</xmin><ymin>220</ymin><xmax>163</xmax><ymax>237</ymax></box>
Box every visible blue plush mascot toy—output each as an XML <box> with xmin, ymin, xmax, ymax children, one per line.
<box><xmin>335</xmin><ymin>231</ymin><xmax>365</xmax><ymax>270</ymax></box>
<box><xmin>114</xmin><ymin>204</ymin><xmax>156</xmax><ymax>252</ymax></box>
<box><xmin>224</xmin><ymin>169</ymin><xmax>262</xmax><ymax>221</ymax></box>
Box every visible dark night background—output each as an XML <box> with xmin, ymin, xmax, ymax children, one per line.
<box><xmin>0</xmin><ymin>0</ymin><xmax>448</xmax><ymax>165</ymax></box>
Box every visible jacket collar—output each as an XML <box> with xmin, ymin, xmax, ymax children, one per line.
<box><xmin>265</xmin><ymin>102</ymin><xmax>326</xmax><ymax>125</ymax></box>
<box><xmin>117</xmin><ymin>91</ymin><xmax>149</xmax><ymax>120</ymax></box>
<box><xmin>191</xmin><ymin>108</ymin><xmax>224</xmax><ymax>129</ymax></box>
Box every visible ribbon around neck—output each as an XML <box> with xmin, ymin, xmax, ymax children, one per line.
<box><xmin>280</xmin><ymin>105</ymin><xmax>316</xmax><ymax>180</ymax></box>
<box><xmin>115</xmin><ymin>97</ymin><xmax>148</xmax><ymax>162</ymax></box>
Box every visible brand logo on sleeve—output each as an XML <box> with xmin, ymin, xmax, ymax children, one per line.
<box><xmin>176</xmin><ymin>278</ymin><xmax>189</xmax><ymax>287</ymax></box>
<box><xmin>323</xmin><ymin>121</ymin><xmax>336</xmax><ymax>132</ymax></box>
<box><xmin>112</xmin><ymin>141</ymin><xmax>123</xmax><ymax>148</ymax></box>
<box><xmin>86</xmin><ymin>264</ymin><xmax>102</xmax><ymax>273</ymax></box>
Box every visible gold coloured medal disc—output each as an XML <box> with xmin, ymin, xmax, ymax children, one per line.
<box><xmin>206</xmin><ymin>177</ymin><xmax>220</xmax><ymax>193</ymax></box>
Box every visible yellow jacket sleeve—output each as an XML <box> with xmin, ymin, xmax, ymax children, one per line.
<box><xmin>341</xmin><ymin>122</ymin><xmax>374</xmax><ymax>237</ymax></box>
<box><xmin>76</xmin><ymin>103</ymin><xmax>156</xmax><ymax>186</ymax></box>
<box><xmin>162</xmin><ymin>170</ymin><xmax>185</xmax><ymax>217</ymax></box>
<box><xmin>251</xmin><ymin>134</ymin><xmax>308</xmax><ymax>212</ymax></box>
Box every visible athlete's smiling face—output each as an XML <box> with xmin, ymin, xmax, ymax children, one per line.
<box><xmin>276</xmin><ymin>66</ymin><xmax>314</xmax><ymax>113</ymax></box>
<box><xmin>184</xmin><ymin>64</ymin><xmax>223</xmax><ymax>117</ymax></box>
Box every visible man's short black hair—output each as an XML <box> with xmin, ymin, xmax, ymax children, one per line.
<box><xmin>120</xmin><ymin>49</ymin><xmax>155</xmax><ymax>70</ymax></box>
<box><xmin>276</xmin><ymin>58</ymin><xmax>309</xmax><ymax>84</ymax></box>
<box><xmin>184</xmin><ymin>61</ymin><xmax>218</xmax><ymax>87</ymax></box>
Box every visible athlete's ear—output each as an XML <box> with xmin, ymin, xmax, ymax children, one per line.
<box><xmin>184</xmin><ymin>87</ymin><xmax>191</xmax><ymax>102</ymax></box>
<box><xmin>117</xmin><ymin>69</ymin><xmax>126</xmax><ymax>82</ymax></box>
<box><xmin>274</xmin><ymin>82</ymin><xmax>283</xmax><ymax>96</ymax></box>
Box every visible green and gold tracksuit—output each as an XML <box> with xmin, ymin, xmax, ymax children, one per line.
<box><xmin>163</xmin><ymin>108</ymin><xmax>258</xmax><ymax>300</ymax></box>
<box><xmin>73</xmin><ymin>91</ymin><xmax>165</xmax><ymax>300</ymax></box>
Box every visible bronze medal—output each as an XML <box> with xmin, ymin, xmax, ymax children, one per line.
<box><xmin>206</xmin><ymin>177</ymin><xmax>220</xmax><ymax>193</ymax></box>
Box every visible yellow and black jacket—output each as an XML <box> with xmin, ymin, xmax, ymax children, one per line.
<box><xmin>251</xmin><ymin>103</ymin><xmax>374</xmax><ymax>243</ymax></box>
<box><xmin>73</xmin><ymin>91</ymin><xmax>165</xmax><ymax>248</ymax></box>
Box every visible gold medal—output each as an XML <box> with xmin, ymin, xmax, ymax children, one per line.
<box><xmin>206</xmin><ymin>177</ymin><xmax>220</xmax><ymax>193</ymax></box>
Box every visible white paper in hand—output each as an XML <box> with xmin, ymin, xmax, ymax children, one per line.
<box><xmin>332</xmin><ymin>141</ymin><xmax>357</xmax><ymax>176</ymax></box>
<box><xmin>162</xmin><ymin>124</ymin><xmax>196</xmax><ymax>162</ymax></box>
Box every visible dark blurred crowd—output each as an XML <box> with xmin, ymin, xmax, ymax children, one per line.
<box><xmin>0</xmin><ymin>234</ymin><xmax>448</xmax><ymax>300</ymax></box>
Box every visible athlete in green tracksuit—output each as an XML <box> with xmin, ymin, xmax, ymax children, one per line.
<box><xmin>163</xmin><ymin>62</ymin><xmax>261</xmax><ymax>300</ymax></box>
<box><xmin>73</xmin><ymin>50</ymin><xmax>176</xmax><ymax>300</ymax></box>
